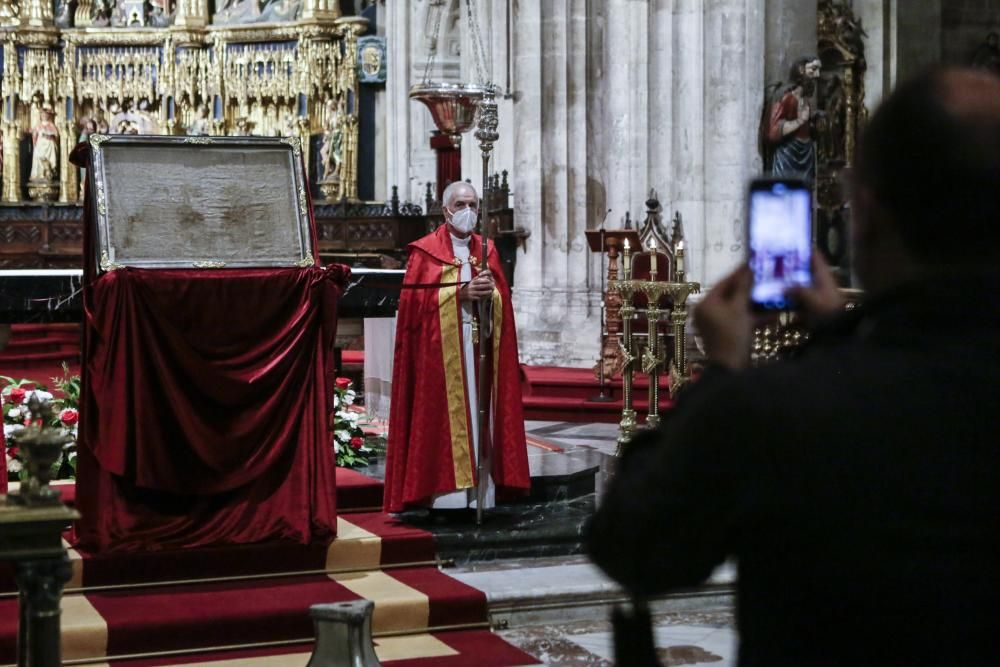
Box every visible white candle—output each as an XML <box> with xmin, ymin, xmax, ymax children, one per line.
<box><xmin>675</xmin><ymin>240</ymin><xmax>684</xmax><ymax>275</ymax></box>
<box><xmin>650</xmin><ymin>239</ymin><xmax>657</xmax><ymax>274</ymax></box>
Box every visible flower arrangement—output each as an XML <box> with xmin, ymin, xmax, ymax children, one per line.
<box><xmin>2</xmin><ymin>364</ymin><xmax>80</xmax><ymax>480</ymax></box>
<box><xmin>331</xmin><ymin>377</ymin><xmax>372</xmax><ymax>468</ymax></box>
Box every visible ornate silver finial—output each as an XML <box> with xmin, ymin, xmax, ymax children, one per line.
<box><xmin>474</xmin><ymin>85</ymin><xmax>499</xmax><ymax>158</ymax></box>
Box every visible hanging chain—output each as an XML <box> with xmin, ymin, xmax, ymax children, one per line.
<box><xmin>422</xmin><ymin>0</ymin><xmax>447</xmax><ymax>83</ymax></box>
<box><xmin>465</xmin><ymin>0</ymin><xmax>491</xmax><ymax>86</ymax></box>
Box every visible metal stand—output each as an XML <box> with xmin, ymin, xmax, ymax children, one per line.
<box><xmin>609</xmin><ymin>240</ymin><xmax>700</xmax><ymax>452</ymax></box>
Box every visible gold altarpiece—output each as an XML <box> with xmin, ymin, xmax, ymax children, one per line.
<box><xmin>0</xmin><ymin>0</ymin><xmax>367</xmax><ymax>205</ymax></box>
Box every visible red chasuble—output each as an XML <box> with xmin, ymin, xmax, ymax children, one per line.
<box><xmin>383</xmin><ymin>225</ymin><xmax>530</xmax><ymax>512</ymax></box>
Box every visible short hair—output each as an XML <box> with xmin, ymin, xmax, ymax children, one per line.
<box><xmin>855</xmin><ymin>67</ymin><xmax>1000</xmax><ymax>266</ymax></box>
<box><xmin>442</xmin><ymin>180</ymin><xmax>478</xmax><ymax>210</ymax></box>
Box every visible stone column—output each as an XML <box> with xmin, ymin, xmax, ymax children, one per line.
<box><xmin>603</xmin><ymin>0</ymin><xmax>649</xmax><ymax>225</ymax></box>
<box><xmin>764</xmin><ymin>0</ymin><xmax>817</xmax><ymax>84</ymax></box>
<box><xmin>669</xmin><ymin>0</ymin><xmax>706</xmax><ymax>282</ymax></box>
<box><xmin>702</xmin><ymin>0</ymin><xmax>766</xmax><ymax>285</ymax></box>
<box><xmin>383</xmin><ymin>0</ymin><xmax>411</xmax><ymax>201</ymax></box>
<box><xmin>510</xmin><ymin>0</ymin><xmax>598</xmax><ymax>365</ymax></box>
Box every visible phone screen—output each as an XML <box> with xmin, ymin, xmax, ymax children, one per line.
<box><xmin>748</xmin><ymin>179</ymin><xmax>812</xmax><ymax>310</ymax></box>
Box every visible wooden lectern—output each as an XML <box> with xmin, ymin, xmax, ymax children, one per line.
<box><xmin>585</xmin><ymin>229</ymin><xmax>643</xmax><ymax>383</ymax></box>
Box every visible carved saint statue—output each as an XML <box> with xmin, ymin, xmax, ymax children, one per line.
<box><xmin>759</xmin><ymin>57</ymin><xmax>823</xmax><ymax>184</ymax></box>
<box><xmin>78</xmin><ymin>117</ymin><xmax>97</xmax><ymax>199</ymax></box>
<box><xmin>187</xmin><ymin>105</ymin><xmax>211</xmax><ymax>136</ymax></box>
<box><xmin>29</xmin><ymin>106</ymin><xmax>60</xmax><ymax>183</ymax></box>
<box><xmin>318</xmin><ymin>99</ymin><xmax>345</xmax><ymax>183</ymax></box>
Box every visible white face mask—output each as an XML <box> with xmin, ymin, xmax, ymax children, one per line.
<box><xmin>448</xmin><ymin>207</ymin><xmax>478</xmax><ymax>234</ymax></box>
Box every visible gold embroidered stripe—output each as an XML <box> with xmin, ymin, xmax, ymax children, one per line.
<box><xmin>438</xmin><ymin>263</ymin><xmax>474</xmax><ymax>489</ymax></box>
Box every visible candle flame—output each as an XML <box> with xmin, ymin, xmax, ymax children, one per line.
<box><xmin>623</xmin><ymin>239</ymin><xmax>630</xmax><ymax>250</ymax></box>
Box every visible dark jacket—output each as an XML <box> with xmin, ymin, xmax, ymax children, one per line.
<box><xmin>588</xmin><ymin>273</ymin><xmax>1000</xmax><ymax>666</ymax></box>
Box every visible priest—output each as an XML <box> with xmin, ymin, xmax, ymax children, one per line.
<box><xmin>383</xmin><ymin>181</ymin><xmax>529</xmax><ymax>513</ymax></box>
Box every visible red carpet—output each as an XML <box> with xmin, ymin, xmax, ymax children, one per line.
<box><xmin>97</xmin><ymin>629</ymin><xmax>537</xmax><ymax>666</ymax></box>
<box><xmin>521</xmin><ymin>364</ymin><xmax>673</xmax><ymax>423</ymax></box>
<box><xmin>0</xmin><ymin>471</ymin><xmax>540</xmax><ymax>665</ymax></box>
<box><xmin>0</xmin><ymin>509</ymin><xmax>538</xmax><ymax>665</ymax></box>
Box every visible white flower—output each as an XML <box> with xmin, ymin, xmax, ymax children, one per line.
<box><xmin>25</xmin><ymin>390</ymin><xmax>53</xmax><ymax>403</ymax></box>
<box><xmin>7</xmin><ymin>407</ymin><xmax>21</xmax><ymax>421</ymax></box>
<box><xmin>333</xmin><ymin>441</ymin><xmax>342</xmax><ymax>454</ymax></box>
<box><xmin>335</xmin><ymin>429</ymin><xmax>351</xmax><ymax>442</ymax></box>
<box><xmin>7</xmin><ymin>457</ymin><xmax>21</xmax><ymax>474</ymax></box>
<box><xmin>4</xmin><ymin>424</ymin><xmax>23</xmax><ymax>438</ymax></box>
<box><xmin>333</xmin><ymin>395</ymin><xmax>340</xmax><ymax>409</ymax></box>
<box><xmin>344</xmin><ymin>392</ymin><xmax>356</xmax><ymax>406</ymax></box>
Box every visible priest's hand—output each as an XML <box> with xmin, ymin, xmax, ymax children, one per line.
<box><xmin>693</xmin><ymin>266</ymin><xmax>753</xmax><ymax>371</ymax></box>
<box><xmin>461</xmin><ymin>270</ymin><xmax>496</xmax><ymax>301</ymax></box>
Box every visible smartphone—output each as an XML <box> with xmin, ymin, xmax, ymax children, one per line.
<box><xmin>747</xmin><ymin>178</ymin><xmax>813</xmax><ymax>311</ymax></box>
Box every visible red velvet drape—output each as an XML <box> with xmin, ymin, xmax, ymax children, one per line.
<box><xmin>73</xmin><ymin>267</ymin><xmax>346</xmax><ymax>552</ymax></box>
<box><xmin>70</xmin><ymin>141</ymin><xmax>345</xmax><ymax>552</ymax></box>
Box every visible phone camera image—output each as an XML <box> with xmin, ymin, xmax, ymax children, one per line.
<box><xmin>748</xmin><ymin>180</ymin><xmax>812</xmax><ymax>310</ymax></box>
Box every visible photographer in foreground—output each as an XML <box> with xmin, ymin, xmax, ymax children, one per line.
<box><xmin>588</xmin><ymin>67</ymin><xmax>1000</xmax><ymax>666</ymax></box>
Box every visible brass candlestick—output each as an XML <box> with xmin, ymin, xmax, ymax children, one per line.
<box><xmin>663</xmin><ymin>281</ymin><xmax>700</xmax><ymax>396</ymax></box>
<box><xmin>639</xmin><ymin>281</ymin><xmax>670</xmax><ymax>428</ymax></box>
<box><xmin>610</xmin><ymin>239</ymin><xmax>638</xmax><ymax>450</ymax></box>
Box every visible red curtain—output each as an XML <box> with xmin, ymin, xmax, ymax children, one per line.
<box><xmin>73</xmin><ymin>266</ymin><xmax>346</xmax><ymax>552</ymax></box>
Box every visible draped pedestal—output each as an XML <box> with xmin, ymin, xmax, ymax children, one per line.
<box><xmin>74</xmin><ymin>266</ymin><xmax>346</xmax><ymax>552</ymax></box>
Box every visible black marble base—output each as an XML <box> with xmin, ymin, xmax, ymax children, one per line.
<box><xmin>524</xmin><ymin>449</ymin><xmax>604</xmax><ymax>503</ymax></box>
<box><xmin>363</xmin><ymin>446</ymin><xmax>612</xmax><ymax>564</ymax></box>
<box><xmin>398</xmin><ymin>495</ymin><xmax>598</xmax><ymax>565</ymax></box>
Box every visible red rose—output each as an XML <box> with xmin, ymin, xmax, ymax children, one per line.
<box><xmin>349</xmin><ymin>436</ymin><xmax>364</xmax><ymax>450</ymax></box>
<box><xmin>335</xmin><ymin>377</ymin><xmax>352</xmax><ymax>390</ymax></box>
<box><xmin>7</xmin><ymin>446</ymin><xmax>18</xmax><ymax>459</ymax></box>
<box><xmin>59</xmin><ymin>408</ymin><xmax>79</xmax><ymax>426</ymax></box>
<box><xmin>9</xmin><ymin>387</ymin><xmax>25</xmax><ymax>405</ymax></box>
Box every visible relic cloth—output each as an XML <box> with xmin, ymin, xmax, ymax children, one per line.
<box><xmin>70</xmin><ymin>143</ymin><xmax>345</xmax><ymax>551</ymax></box>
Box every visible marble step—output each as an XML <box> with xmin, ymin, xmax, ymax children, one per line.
<box><xmin>447</xmin><ymin>556</ymin><xmax>736</xmax><ymax>629</ymax></box>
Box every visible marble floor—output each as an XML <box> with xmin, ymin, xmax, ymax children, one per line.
<box><xmin>362</xmin><ymin>418</ymin><xmax>740</xmax><ymax>664</ymax></box>
<box><xmin>497</xmin><ymin>608</ymin><xmax>737</xmax><ymax>666</ymax></box>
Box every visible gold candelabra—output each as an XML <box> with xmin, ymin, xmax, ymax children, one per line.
<box><xmin>609</xmin><ymin>239</ymin><xmax>700</xmax><ymax>451</ymax></box>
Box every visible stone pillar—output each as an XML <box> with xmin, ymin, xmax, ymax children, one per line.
<box><xmin>702</xmin><ymin>0</ymin><xmax>766</xmax><ymax>285</ymax></box>
<box><xmin>507</xmin><ymin>0</ymin><xmax>773</xmax><ymax>366</ymax></box>
<box><xmin>856</xmin><ymin>0</ymin><xmax>890</xmax><ymax>112</ymax></box>
<box><xmin>670</xmin><ymin>0</ymin><xmax>706</xmax><ymax>283</ymax></box>
<box><xmin>603</xmin><ymin>0</ymin><xmax>649</xmax><ymax>226</ymax></box>
<box><xmin>510</xmin><ymin>0</ymin><xmax>599</xmax><ymax>365</ymax></box>
<box><xmin>383</xmin><ymin>0</ymin><xmax>411</xmax><ymax>201</ymax></box>
<box><xmin>764</xmin><ymin>0</ymin><xmax>817</xmax><ymax>84</ymax></box>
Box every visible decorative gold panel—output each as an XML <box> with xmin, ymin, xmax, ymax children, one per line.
<box><xmin>0</xmin><ymin>9</ymin><xmax>367</xmax><ymax>206</ymax></box>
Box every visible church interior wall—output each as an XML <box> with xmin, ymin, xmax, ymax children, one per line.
<box><xmin>374</xmin><ymin>0</ymin><xmax>980</xmax><ymax>368</ymax></box>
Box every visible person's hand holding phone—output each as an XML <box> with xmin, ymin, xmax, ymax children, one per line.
<box><xmin>693</xmin><ymin>266</ymin><xmax>754</xmax><ymax>371</ymax></box>
<box><xmin>785</xmin><ymin>253</ymin><xmax>845</xmax><ymax>325</ymax></box>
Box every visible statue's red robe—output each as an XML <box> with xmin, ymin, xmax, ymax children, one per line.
<box><xmin>383</xmin><ymin>224</ymin><xmax>530</xmax><ymax>512</ymax></box>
